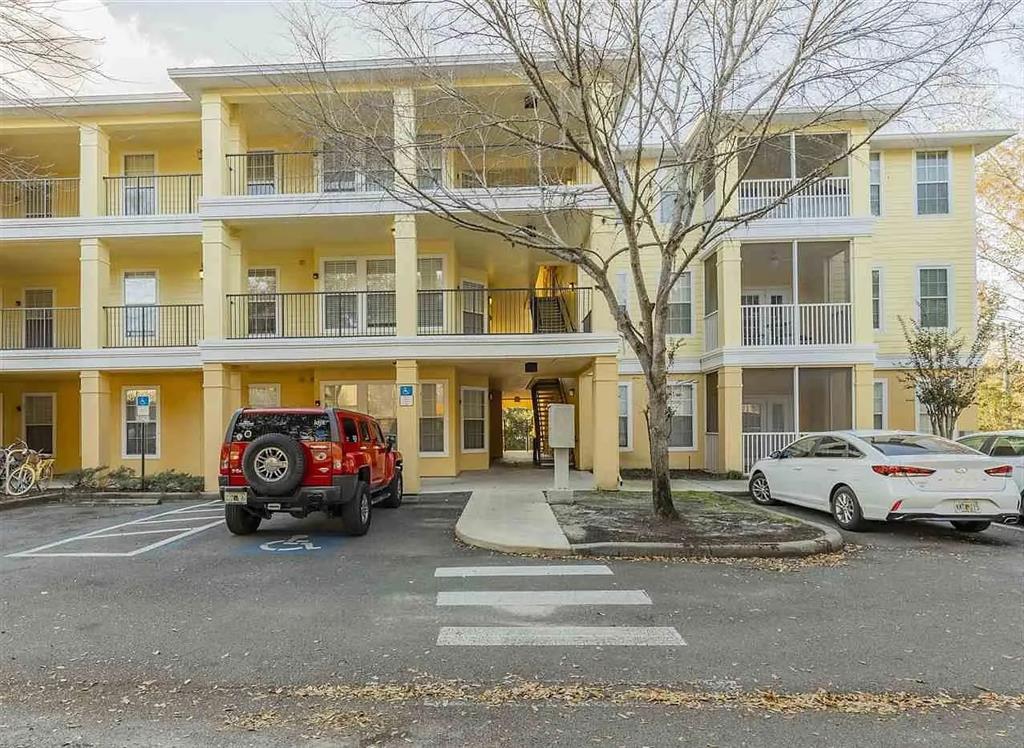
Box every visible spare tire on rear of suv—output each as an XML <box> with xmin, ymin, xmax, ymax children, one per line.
<box><xmin>242</xmin><ymin>433</ymin><xmax>306</xmax><ymax>496</ymax></box>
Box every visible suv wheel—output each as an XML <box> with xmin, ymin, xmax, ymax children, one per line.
<box><xmin>341</xmin><ymin>482</ymin><xmax>372</xmax><ymax>536</ymax></box>
<box><xmin>225</xmin><ymin>505</ymin><xmax>261</xmax><ymax>535</ymax></box>
<box><xmin>378</xmin><ymin>471</ymin><xmax>403</xmax><ymax>508</ymax></box>
<box><xmin>831</xmin><ymin>485</ymin><xmax>867</xmax><ymax>531</ymax></box>
<box><xmin>242</xmin><ymin>433</ymin><xmax>306</xmax><ymax>496</ymax></box>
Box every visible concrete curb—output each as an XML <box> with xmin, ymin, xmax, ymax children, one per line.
<box><xmin>454</xmin><ymin>524</ymin><xmax>572</xmax><ymax>557</ymax></box>
<box><xmin>0</xmin><ymin>492</ymin><xmax>63</xmax><ymax>513</ymax></box>
<box><xmin>62</xmin><ymin>492</ymin><xmax>218</xmax><ymax>505</ymax></box>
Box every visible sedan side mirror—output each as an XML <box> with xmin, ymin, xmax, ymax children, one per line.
<box><xmin>769</xmin><ymin>450</ymin><xmax>784</xmax><ymax>459</ymax></box>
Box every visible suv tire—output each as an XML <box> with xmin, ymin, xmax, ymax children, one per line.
<box><xmin>225</xmin><ymin>505</ymin><xmax>261</xmax><ymax>535</ymax></box>
<box><xmin>378</xmin><ymin>470</ymin><xmax>403</xmax><ymax>508</ymax></box>
<box><xmin>242</xmin><ymin>433</ymin><xmax>306</xmax><ymax>496</ymax></box>
<box><xmin>341</xmin><ymin>481</ymin><xmax>372</xmax><ymax>536</ymax></box>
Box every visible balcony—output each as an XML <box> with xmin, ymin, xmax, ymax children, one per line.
<box><xmin>0</xmin><ymin>307</ymin><xmax>80</xmax><ymax>350</ymax></box>
<box><xmin>103</xmin><ymin>305</ymin><xmax>203</xmax><ymax>347</ymax></box>
<box><xmin>1</xmin><ymin>178</ymin><xmax>79</xmax><ymax>219</ymax></box>
<box><xmin>741</xmin><ymin>302</ymin><xmax>852</xmax><ymax>346</ymax></box>
<box><xmin>224</xmin><ymin>288</ymin><xmax>593</xmax><ymax>340</ymax></box>
<box><xmin>737</xmin><ymin>176</ymin><xmax>850</xmax><ymax>219</ymax></box>
<box><xmin>103</xmin><ymin>174</ymin><xmax>202</xmax><ymax>216</ymax></box>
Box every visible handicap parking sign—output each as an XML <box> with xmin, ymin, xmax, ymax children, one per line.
<box><xmin>259</xmin><ymin>534</ymin><xmax>322</xmax><ymax>552</ymax></box>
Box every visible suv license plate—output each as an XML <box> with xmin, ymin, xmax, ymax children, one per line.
<box><xmin>953</xmin><ymin>501</ymin><xmax>980</xmax><ymax>513</ymax></box>
<box><xmin>224</xmin><ymin>490</ymin><xmax>247</xmax><ymax>505</ymax></box>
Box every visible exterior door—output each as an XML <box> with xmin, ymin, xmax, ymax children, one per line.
<box><xmin>742</xmin><ymin>289</ymin><xmax>792</xmax><ymax>345</ymax></box>
<box><xmin>323</xmin><ymin>260</ymin><xmax>359</xmax><ymax>333</ymax></box>
<box><xmin>460</xmin><ymin>280</ymin><xmax>486</xmax><ymax>334</ymax></box>
<box><xmin>23</xmin><ymin>394</ymin><xmax>55</xmax><ymax>455</ymax></box>
<box><xmin>24</xmin><ymin>289</ymin><xmax>54</xmax><ymax>349</ymax></box>
<box><xmin>247</xmin><ymin>268</ymin><xmax>278</xmax><ymax>337</ymax></box>
<box><xmin>123</xmin><ymin>271</ymin><xmax>158</xmax><ymax>342</ymax></box>
<box><xmin>123</xmin><ymin>154</ymin><xmax>156</xmax><ymax>215</ymax></box>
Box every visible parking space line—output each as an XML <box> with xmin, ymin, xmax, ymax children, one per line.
<box><xmin>436</xmin><ymin>590</ymin><xmax>652</xmax><ymax>607</ymax></box>
<box><xmin>5</xmin><ymin>502</ymin><xmax>224</xmax><ymax>559</ymax></box>
<box><xmin>435</xmin><ymin>565</ymin><xmax>613</xmax><ymax>577</ymax></box>
<box><xmin>437</xmin><ymin>626</ymin><xmax>686</xmax><ymax>646</ymax></box>
<box><xmin>134</xmin><ymin>517</ymin><xmax>223</xmax><ymax>525</ymax></box>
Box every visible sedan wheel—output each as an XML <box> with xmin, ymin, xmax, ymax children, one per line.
<box><xmin>749</xmin><ymin>472</ymin><xmax>777</xmax><ymax>506</ymax></box>
<box><xmin>831</xmin><ymin>486</ymin><xmax>867</xmax><ymax>531</ymax></box>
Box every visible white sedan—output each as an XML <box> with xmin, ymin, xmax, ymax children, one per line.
<box><xmin>956</xmin><ymin>431</ymin><xmax>1024</xmax><ymax>495</ymax></box>
<box><xmin>747</xmin><ymin>430</ymin><xmax>1021</xmax><ymax>532</ymax></box>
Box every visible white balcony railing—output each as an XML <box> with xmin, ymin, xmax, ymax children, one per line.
<box><xmin>743</xmin><ymin>431</ymin><xmax>802</xmax><ymax>473</ymax></box>
<box><xmin>741</xmin><ymin>302</ymin><xmax>851</xmax><ymax>346</ymax></box>
<box><xmin>703</xmin><ymin>311</ymin><xmax>719</xmax><ymax>351</ymax></box>
<box><xmin>738</xmin><ymin>176</ymin><xmax>850</xmax><ymax>219</ymax></box>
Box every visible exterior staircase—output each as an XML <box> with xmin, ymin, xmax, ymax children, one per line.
<box><xmin>531</xmin><ymin>295</ymin><xmax>572</xmax><ymax>333</ymax></box>
<box><xmin>530</xmin><ymin>378</ymin><xmax>574</xmax><ymax>467</ymax></box>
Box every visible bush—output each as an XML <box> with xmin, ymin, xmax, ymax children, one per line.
<box><xmin>64</xmin><ymin>466</ymin><xmax>108</xmax><ymax>490</ymax></box>
<box><xmin>65</xmin><ymin>466</ymin><xmax>203</xmax><ymax>493</ymax></box>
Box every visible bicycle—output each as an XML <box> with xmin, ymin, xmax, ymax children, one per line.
<box><xmin>2</xmin><ymin>440</ymin><xmax>52</xmax><ymax>497</ymax></box>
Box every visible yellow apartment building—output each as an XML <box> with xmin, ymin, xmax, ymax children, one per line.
<box><xmin>0</xmin><ymin>58</ymin><xmax>1013</xmax><ymax>491</ymax></box>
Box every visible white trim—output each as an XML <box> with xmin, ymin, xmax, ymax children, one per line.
<box><xmin>915</xmin><ymin>264</ymin><xmax>954</xmax><ymax>329</ymax></box>
<box><xmin>869</xmin><ymin>151</ymin><xmax>883</xmax><ymax>218</ymax></box>
<box><xmin>869</xmin><ymin>129</ymin><xmax>1013</xmax><ymax>156</ymax></box>
<box><xmin>871</xmin><ymin>266</ymin><xmax>884</xmax><ymax>332</ymax></box>
<box><xmin>618</xmin><ymin>357</ymin><xmax>701</xmax><ymax>375</ymax></box>
<box><xmin>872</xmin><ymin>379</ymin><xmax>888</xmax><ymax>430</ymax></box>
<box><xmin>0</xmin><ymin>347</ymin><xmax>201</xmax><ymax>373</ymax></box>
<box><xmin>698</xmin><ymin>217</ymin><xmax>875</xmax><ymax>258</ymax></box>
<box><xmin>617</xmin><ymin>381</ymin><xmax>633</xmax><ymax>452</ymax></box>
<box><xmin>667</xmin><ymin>380</ymin><xmax>698</xmax><ymax>452</ymax></box>
<box><xmin>419</xmin><ymin>380</ymin><xmax>449</xmax><ymax>457</ymax></box>
<box><xmin>21</xmin><ymin>392</ymin><xmax>56</xmax><ymax>457</ymax></box>
<box><xmin>121</xmin><ymin>385</ymin><xmax>162</xmax><ymax>460</ymax></box>
<box><xmin>699</xmin><ymin>344</ymin><xmax>876</xmax><ymax>370</ymax></box>
<box><xmin>913</xmin><ymin>149</ymin><xmax>952</xmax><ymax>217</ymax></box>
<box><xmin>459</xmin><ymin>386</ymin><xmax>488</xmax><ymax>454</ymax></box>
<box><xmin>666</xmin><ymin>270</ymin><xmax>694</xmax><ymax>337</ymax></box>
<box><xmin>0</xmin><ymin>215</ymin><xmax>202</xmax><ymax>241</ymax></box>
<box><xmin>247</xmin><ymin>383</ymin><xmax>281</xmax><ymax>408</ymax></box>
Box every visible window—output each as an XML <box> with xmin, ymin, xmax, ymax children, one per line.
<box><xmin>246</xmin><ymin>151</ymin><xmax>276</xmax><ymax>195</ymax></box>
<box><xmin>915</xmin><ymin>150</ymin><xmax>949</xmax><ymax>215</ymax></box>
<box><xmin>915</xmin><ymin>393</ymin><xmax>939</xmax><ymax>435</ymax></box>
<box><xmin>123</xmin><ymin>154</ymin><xmax>156</xmax><ymax>215</ymax></box>
<box><xmin>868</xmin><ymin>152</ymin><xmax>881</xmax><ymax>216</ymax></box>
<box><xmin>918</xmin><ymin>268</ymin><xmax>950</xmax><ymax>328</ymax></box>
<box><xmin>23</xmin><ymin>394</ymin><xmax>55</xmax><ymax>455</ymax></box>
<box><xmin>872</xmin><ymin>380</ymin><xmax>887</xmax><ymax>430</ymax></box>
<box><xmin>123</xmin><ymin>387</ymin><xmax>158</xmax><ymax>458</ymax></box>
<box><xmin>366</xmin><ymin>383</ymin><xmax>396</xmax><ymax>438</ymax></box>
<box><xmin>359</xmin><ymin>420</ymin><xmax>372</xmax><ymax>442</ymax></box>
<box><xmin>124</xmin><ymin>271</ymin><xmax>158</xmax><ymax>338</ymax></box>
<box><xmin>232</xmin><ymin>412</ymin><xmax>331</xmax><ymax>442</ymax></box>
<box><xmin>865</xmin><ymin>433</ymin><xmax>973</xmax><ymax>456</ymax></box>
<box><xmin>667</xmin><ymin>382</ymin><xmax>695</xmax><ymax>449</ymax></box>
<box><xmin>659</xmin><ymin>173</ymin><xmax>680</xmax><ymax>224</ymax></box>
<box><xmin>461</xmin><ymin>387</ymin><xmax>486</xmax><ymax>452</ymax></box>
<box><xmin>782</xmin><ymin>436</ymin><xmax>818</xmax><ymax>458</ymax></box>
<box><xmin>871</xmin><ymin>268</ymin><xmax>882</xmax><ymax>330</ymax></box>
<box><xmin>341</xmin><ymin>417</ymin><xmax>359</xmax><ymax>444</ymax></box>
<box><xmin>417</xmin><ymin>257</ymin><xmax>445</xmax><ymax>331</ymax></box>
<box><xmin>812</xmin><ymin>436</ymin><xmax>854</xmax><ymax>458</ymax></box>
<box><xmin>247</xmin><ymin>268</ymin><xmax>278</xmax><ymax>336</ymax></box>
<box><xmin>617</xmin><ymin>382</ymin><xmax>632</xmax><ymax>450</ymax></box>
<box><xmin>667</xmin><ymin>272</ymin><xmax>692</xmax><ymax>335</ymax></box>
<box><xmin>247</xmin><ymin>384</ymin><xmax>280</xmax><ymax>408</ymax></box>
<box><xmin>615</xmin><ymin>270</ymin><xmax>629</xmax><ymax>315</ymax></box>
<box><xmin>420</xmin><ymin>382</ymin><xmax>446</xmax><ymax>454</ymax></box>
<box><xmin>990</xmin><ymin>435</ymin><xmax>1024</xmax><ymax>457</ymax></box>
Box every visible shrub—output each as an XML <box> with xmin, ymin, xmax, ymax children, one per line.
<box><xmin>65</xmin><ymin>466</ymin><xmax>204</xmax><ymax>493</ymax></box>
<box><xmin>64</xmin><ymin>466</ymin><xmax>108</xmax><ymax>490</ymax></box>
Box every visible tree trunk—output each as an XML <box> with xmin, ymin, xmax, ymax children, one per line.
<box><xmin>646</xmin><ymin>375</ymin><xmax>679</xmax><ymax>520</ymax></box>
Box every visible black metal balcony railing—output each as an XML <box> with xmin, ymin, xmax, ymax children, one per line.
<box><xmin>417</xmin><ymin>288</ymin><xmax>593</xmax><ymax>335</ymax></box>
<box><xmin>225</xmin><ymin>152</ymin><xmax>394</xmax><ymax>197</ymax></box>
<box><xmin>0</xmin><ymin>178</ymin><xmax>80</xmax><ymax>218</ymax></box>
<box><xmin>103</xmin><ymin>304</ymin><xmax>203</xmax><ymax>347</ymax></box>
<box><xmin>226</xmin><ymin>291</ymin><xmax>397</xmax><ymax>339</ymax></box>
<box><xmin>103</xmin><ymin>174</ymin><xmax>202</xmax><ymax>216</ymax></box>
<box><xmin>0</xmin><ymin>307</ymin><xmax>80</xmax><ymax>350</ymax></box>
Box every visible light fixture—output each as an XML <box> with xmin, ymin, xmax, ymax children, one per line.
<box><xmin>198</xmin><ymin>268</ymin><xmax>204</xmax><ymax>280</ymax></box>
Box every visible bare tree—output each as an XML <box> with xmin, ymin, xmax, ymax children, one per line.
<box><xmin>274</xmin><ymin>0</ymin><xmax>1011</xmax><ymax>518</ymax></box>
<box><xmin>0</xmin><ymin>0</ymin><xmax>99</xmax><ymax>179</ymax></box>
<box><xmin>899</xmin><ymin>309</ymin><xmax>996</xmax><ymax>439</ymax></box>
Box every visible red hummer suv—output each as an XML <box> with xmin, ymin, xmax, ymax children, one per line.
<box><xmin>218</xmin><ymin>407</ymin><xmax>403</xmax><ymax>536</ymax></box>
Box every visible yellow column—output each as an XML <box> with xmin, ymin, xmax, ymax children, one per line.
<box><xmin>79</xmin><ymin>238</ymin><xmax>110</xmax><ymax>349</ymax></box>
<box><xmin>717</xmin><ymin>241</ymin><xmax>742</xmax><ymax>347</ymax></box>
<box><xmin>79</xmin><ymin>370</ymin><xmax>111</xmax><ymax>469</ymax></box>
<box><xmin>78</xmin><ymin>124</ymin><xmax>108</xmax><ymax>217</ymax></box>
<box><xmin>201</xmin><ymin>93</ymin><xmax>237</xmax><ymax>197</ymax></box>
<box><xmin>850</xmin><ymin>237</ymin><xmax>873</xmax><ymax>344</ymax></box>
<box><xmin>393</xmin><ymin>87</ymin><xmax>416</xmax><ymax>185</ymax></box>
<box><xmin>202</xmin><ymin>363</ymin><xmax>235</xmax><ymax>491</ymax></box>
<box><xmin>394</xmin><ymin>215</ymin><xmax>417</xmax><ymax>336</ymax></box>
<box><xmin>395</xmin><ymin>360</ymin><xmax>421</xmax><ymax>492</ymax></box>
<box><xmin>576</xmin><ymin>368</ymin><xmax>594</xmax><ymax>470</ymax></box>
<box><xmin>853</xmin><ymin>363</ymin><xmax>874</xmax><ymax>429</ymax></box>
<box><xmin>202</xmin><ymin>220</ymin><xmax>241</xmax><ymax>340</ymax></box>
<box><xmin>592</xmin><ymin>356</ymin><xmax>620</xmax><ymax>489</ymax></box>
<box><xmin>718</xmin><ymin>366</ymin><xmax>744</xmax><ymax>473</ymax></box>
<box><xmin>588</xmin><ymin>212</ymin><xmax>619</xmax><ymax>333</ymax></box>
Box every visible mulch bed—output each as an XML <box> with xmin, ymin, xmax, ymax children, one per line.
<box><xmin>551</xmin><ymin>490</ymin><xmax>821</xmax><ymax>545</ymax></box>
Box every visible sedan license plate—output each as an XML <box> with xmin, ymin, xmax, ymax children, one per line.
<box><xmin>223</xmin><ymin>489</ymin><xmax>248</xmax><ymax>505</ymax></box>
<box><xmin>953</xmin><ymin>501</ymin><xmax>980</xmax><ymax>514</ymax></box>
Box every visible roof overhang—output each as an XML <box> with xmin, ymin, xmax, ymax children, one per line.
<box><xmin>869</xmin><ymin>129</ymin><xmax>1015</xmax><ymax>155</ymax></box>
<box><xmin>0</xmin><ymin>92</ymin><xmax>197</xmax><ymax>118</ymax></box>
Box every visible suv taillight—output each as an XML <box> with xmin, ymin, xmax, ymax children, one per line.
<box><xmin>219</xmin><ymin>445</ymin><xmax>230</xmax><ymax>474</ymax></box>
<box><xmin>330</xmin><ymin>443</ymin><xmax>345</xmax><ymax>472</ymax></box>
<box><xmin>985</xmin><ymin>465</ymin><xmax>1013</xmax><ymax>477</ymax></box>
<box><xmin>872</xmin><ymin>465</ymin><xmax>936</xmax><ymax>477</ymax></box>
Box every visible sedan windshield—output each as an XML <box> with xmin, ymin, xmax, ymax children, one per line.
<box><xmin>864</xmin><ymin>434</ymin><xmax>977</xmax><ymax>456</ymax></box>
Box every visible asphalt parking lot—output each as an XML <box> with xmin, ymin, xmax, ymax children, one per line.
<box><xmin>1</xmin><ymin>492</ymin><xmax>1021</xmax><ymax>745</ymax></box>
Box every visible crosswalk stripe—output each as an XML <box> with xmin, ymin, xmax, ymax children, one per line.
<box><xmin>434</xmin><ymin>565</ymin><xmax>613</xmax><ymax>578</ymax></box>
<box><xmin>436</xmin><ymin>590</ymin><xmax>651</xmax><ymax>607</ymax></box>
<box><xmin>437</xmin><ymin>626</ymin><xmax>685</xmax><ymax>646</ymax></box>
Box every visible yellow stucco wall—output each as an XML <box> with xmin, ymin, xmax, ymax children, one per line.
<box><xmin>617</xmin><ymin>374</ymin><xmax>707</xmax><ymax>470</ymax></box>
<box><xmin>0</xmin><ymin>377</ymin><xmax>81</xmax><ymax>473</ymax></box>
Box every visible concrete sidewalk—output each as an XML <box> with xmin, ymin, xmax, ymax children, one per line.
<box><xmin>432</xmin><ymin>467</ymin><xmax>752</xmax><ymax>555</ymax></box>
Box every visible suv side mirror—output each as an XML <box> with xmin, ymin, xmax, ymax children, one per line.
<box><xmin>769</xmin><ymin>450</ymin><xmax>784</xmax><ymax>459</ymax></box>
<box><xmin>385</xmin><ymin>434</ymin><xmax>396</xmax><ymax>452</ymax></box>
